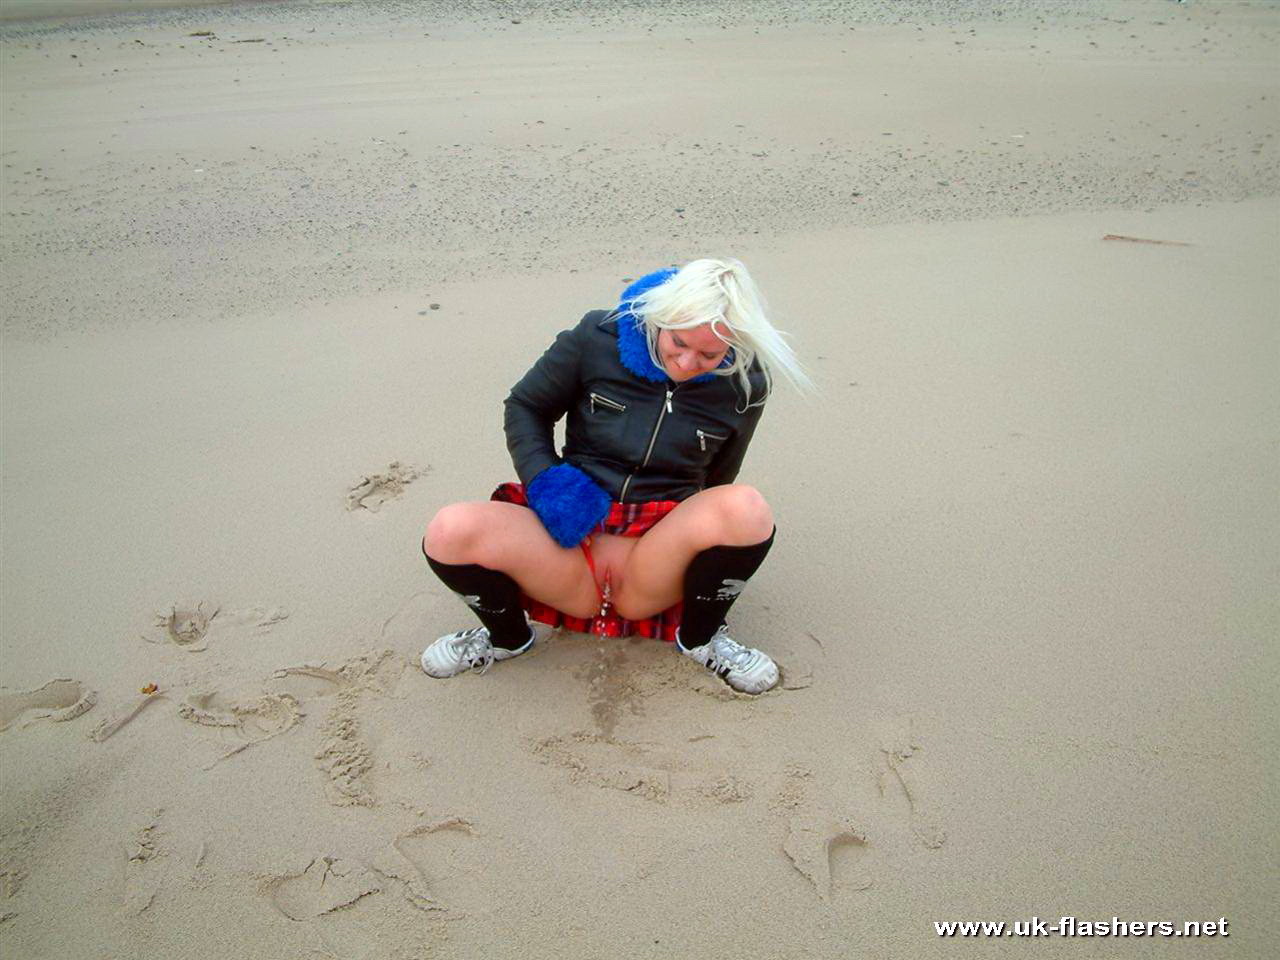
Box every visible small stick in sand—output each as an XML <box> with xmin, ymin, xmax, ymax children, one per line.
<box><xmin>1102</xmin><ymin>234</ymin><xmax>1192</xmax><ymax>246</ymax></box>
<box><xmin>90</xmin><ymin>694</ymin><xmax>165</xmax><ymax>742</ymax></box>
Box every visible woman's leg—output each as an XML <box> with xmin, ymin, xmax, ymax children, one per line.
<box><xmin>423</xmin><ymin>501</ymin><xmax>600</xmax><ymax>622</ymax></box>
<box><xmin>614</xmin><ymin>485</ymin><xmax>778</xmax><ymax>693</ymax></box>
<box><xmin>676</xmin><ymin>530</ymin><xmax>776</xmax><ymax>647</ymax></box>
<box><xmin>612</xmin><ymin>484</ymin><xmax>775</xmax><ymax>622</ymax></box>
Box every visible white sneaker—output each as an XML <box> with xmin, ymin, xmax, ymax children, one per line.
<box><xmin>676</xmin><ymin>625</ymin><xmax>779</xmax><ymax>694</ymax></box>
<box><xmin>420</xmin><ymin>624</ymin><xmax>535</xmax><ymax>678</ymax></box>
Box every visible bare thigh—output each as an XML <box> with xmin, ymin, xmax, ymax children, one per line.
<box><xmin>423</xmin><ymin>501</ymin><xmax>600</xmax><ymax>619</ymax></box>
<box><xmin>612</xmin><ymin>485</ymin><xmax>773</xmax><ymax>621</ymax></box>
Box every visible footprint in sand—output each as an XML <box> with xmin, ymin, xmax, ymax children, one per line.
<box><xmin>0</xmin><ymin>678</ymin><xmax>97</xmax><ymax>732</ymax></box>
<box><xmin>769</xmin><ymin>763</ymin><xmax>876</xmax><ymax>900</ymax></box>
<box><xmin>259</xmin><ymin>841</ymin><xmax>450</xmax><ymax>941</ymax></box>
<box><xmin>783</xmin><ymin>816</ymin><xmax>873</xmax><ymax>901</ymax></box>
<box><xmin>877</xmin><ymin>717</ymin><xmax>947</xmax><ymax>850</ymax></box>
<box><xmin>345</xmin><ymin>461</ymin><xmax>424</xmax><ymax>512</ymax></box>
<box><xmin>267</xmin><ymin>649</ymin><xmax>403</xmax><ymax>701</ymax></box>
<box><xmin>177</xmin><ymin>690</ymin><xmax>301</xmax><ymax>767</ymax></box>
<box><xmin>392</xmin><ymin>818</ymin><xmax>484</xmax><ymax>919</ymax></box>
<box><xmin>152</xmin><ymin>602</ymin><xmax>217</xmax><ymax>651</ymax></box>
<box><xmin>264</xmin><ymin>856</ymin><xmax>384</xmax><ymax>921</ymax></box>
<box><xmin>264</xmin><ymin>666</ymin><xmax>347</xmax><ymax>701</ymax></box>
<box><xmin>91</xmin><ymin>652</ymin><xmax>343</xmax><ymax>749</ymax></box>
<box><xmin>121</xmin><ymin>809</ymin><xmax>165</xmax><ymax>916</ymax></box>
<box><xmin>120</xmin><ymin>810</ymin><xmax>210</xmax><ymax>917</ymax></box>
<box><xmin>144</xmin><ymin>601</ymin><xmax>288</xmax><ymax>653</ymax></box>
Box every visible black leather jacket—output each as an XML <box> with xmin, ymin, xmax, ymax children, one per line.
<box><xmin>504</xmin><ymin>309</ymin><xmax>766</xmax><ymax>503</ymax></box>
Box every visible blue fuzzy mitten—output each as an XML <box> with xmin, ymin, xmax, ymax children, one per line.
<box><xmin>526</xmin><ymin>464</ymin><xmax>612</xmax><ymax>548</ymax></box>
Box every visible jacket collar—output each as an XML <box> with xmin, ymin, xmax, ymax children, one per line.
<box><xmin>611</xmin><ymin>268</ymin><xmax>725</xmax><ymax>384</ymax></box>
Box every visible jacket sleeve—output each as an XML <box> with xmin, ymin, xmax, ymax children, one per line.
<box><xmin>504</xmin><ymin>315</ymin><xmax>590</xmax><ymax>487</ymax></box>
<box><xmin>704</xmin><ymin>401</ymin><xmax>765</xmax><ymax>488</ymax></box>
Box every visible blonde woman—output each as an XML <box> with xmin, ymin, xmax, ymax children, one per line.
<box><xmin>420</xmin><ymin>259</ymin><xmax>808</xmax><ymax>694</ymax></box>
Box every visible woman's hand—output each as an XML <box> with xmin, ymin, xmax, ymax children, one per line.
<box><xmin>526</xmin><ymin>463</ymin><xmax>612</xmax><ymax>548</ymax></box>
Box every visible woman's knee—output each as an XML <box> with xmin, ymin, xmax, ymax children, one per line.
<box><xmin>714</xmin><ymin>484</ymin><xmax>774</xmax><ymax>545</ymax></box>
<box><xmin>423</xmin><ymin>502</ymin><xmax>487</xmax><ymax>562</ymax></box>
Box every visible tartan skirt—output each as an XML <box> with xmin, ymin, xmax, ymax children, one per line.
<box><xmin>490</xmin><ymin>482</ymin><xmax>683</xmax><ymax>642</ymax></box>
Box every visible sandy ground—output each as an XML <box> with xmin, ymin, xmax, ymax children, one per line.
<box><xmin>1</xmin><ymin>1</ymin><xmax>1278</xmax><ymax>958</ymax></box>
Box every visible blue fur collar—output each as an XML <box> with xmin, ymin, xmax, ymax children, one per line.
<box><xmin>616</xmin><ymin>269</ymin><xmax>677</xmax><ymax>383</ymax></box>
<box><xmin>615</xmin><ymin>268</ymin><xmax>722</xmax><ymax>384</ymax></box>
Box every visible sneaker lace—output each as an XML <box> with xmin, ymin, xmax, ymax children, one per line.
<box><xmin>707</xmin><ymin>629</ymin><xmax>759</xmax><ymax>674</ymax></box>
<box><xmin>450</xmin><ymin>629</ymin><xmax>496</xmax><ymax>674</ymax></box>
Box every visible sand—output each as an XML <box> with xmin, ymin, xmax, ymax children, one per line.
<box><xmin>1</xmin><ymin>1</ymin><xmax>1277</xmax><ymax>957</ymax></box>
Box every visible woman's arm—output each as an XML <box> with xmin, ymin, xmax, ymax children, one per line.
<box><xmin>503</xmin><ymin>312</ymin><xmax>612</xmax><ymax>548</ymax></box>
<box><xmin>704</xmin><ymin>401</ymin><xmax>765</xmax><ymax>488</ymax></box>
<box><xmin>503</xmin><ymin>316</ymin><xmax>590</xmax><ymax>487</ymax></box>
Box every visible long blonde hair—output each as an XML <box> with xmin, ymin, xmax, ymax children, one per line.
<box><xmin>628</xmin><ymin>258</ymin><xmax>811</xmax><ymax>407</ymax></box>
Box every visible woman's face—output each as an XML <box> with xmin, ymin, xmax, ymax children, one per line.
<box><xmin>657</xmin><ymin>323</ymin><xmax>729</xmax><ymax>382</ymax></box>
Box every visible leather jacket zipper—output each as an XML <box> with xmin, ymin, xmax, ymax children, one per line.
<box><xmin>589</xmin><ymin>392</ymin><xmax>627</xmax><ymax>415</ymax></box>
<box><xmin>620</xmin><ymin>386</ymin><xmax>675</xmax><ymax>502</ymax></box>
<box><xmin>696</xmin><ymin>428</ymin><xmax>728</xmax><ymax>452</ymax></box>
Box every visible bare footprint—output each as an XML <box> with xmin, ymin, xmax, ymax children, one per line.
<box><xmin>0</xmin><ymin>679</ymin><xmax>97</xmax><ymax>732</ymax></box>
<box><xmin>121</xmin><ymin>809</ymin><xmax>165</xmax><ymax>916</ymax></box>
<box><xmin>269</xmin><ymin>649</ymin><xmax>403</xmax><ymax>700</ymax></box>
<box><xmin>264</xmin><ymin>857</ymin><xmax>383</xmax><ymax>921</ymax></box>
<box><xmin>346</xmin><ymin>461</ymin><xmax>423</xmax><ymax>512</ymax></box>
<box><xmin>392</xmin><ymin>818</ymin><xmax>484</xmax><ymax>919</ymax></box>
<box><xmin>152</xmin><ymin>602</ymin><xmax>218</xmax><ymax>651</ymax></box>
<box><xmin>266</xmin><ymin>665</ymin><xmax>348</xmax><ymax>701</ymax></box>
<box><xmin>178</xmin><ymin>690</ymin><xmax>300</xmax><ymax>766</ymax></box>
<box><xmin>145</xmin><ymin>602</ymin><xmax>288</xmax><ymax>653</ymax></box>
<box><xmin>877</xmin><ymin>717</ymin><xmax>947</xmax><ymax>849</ymax></box>
<box><xmin>783</xmin><ymin>816</ymin><xmax>873</xmax><ymax>901</ymax></box>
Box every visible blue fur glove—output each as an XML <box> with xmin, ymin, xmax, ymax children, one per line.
<box><xmin>526</xmin><ymin>464</ymin><xmax>612</xmax><ymax>548</ymax></box>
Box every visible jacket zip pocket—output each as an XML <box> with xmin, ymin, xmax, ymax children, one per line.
<box><xmin>696</xmin><ymin>428</ymin><xmax>728</xmax><ymax>452</ymax></box>
<box><xmin>589</xmin><ymin>392</ymin><xmax>627</xmax><ymax>415</ymax></box>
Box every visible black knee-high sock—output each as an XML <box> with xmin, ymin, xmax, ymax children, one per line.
<box><xmin>424</xmin><ymin>551</ymin><xmax>531</xmax><ymax>649</ymax></box>
<box><xmin>678</xmin><ymin>528</ymin><xmax>776</xmax><ymax>649</ymax></box>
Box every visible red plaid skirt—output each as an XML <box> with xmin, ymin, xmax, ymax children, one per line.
<box><xmin>490</xmin><ymin>482</ymin><xmax>683</xmax><ymax>642</ymax></box>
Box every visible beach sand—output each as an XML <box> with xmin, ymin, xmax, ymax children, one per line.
<box><xmin>2</xmin><ymin>1</ymin><xmax>1277</xmax><ymax>957</ymax></box>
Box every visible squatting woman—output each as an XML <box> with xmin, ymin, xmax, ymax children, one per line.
<box><xmin>419</xmin><ymin>259</ymin><xmax>808</xmax><ymax>694</ymax></box>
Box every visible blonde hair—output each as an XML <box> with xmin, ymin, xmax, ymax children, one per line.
<box><xmin>628</xmin><ymin>258</ymin><xmax>811</xmax><ymax>407</ymax></box>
